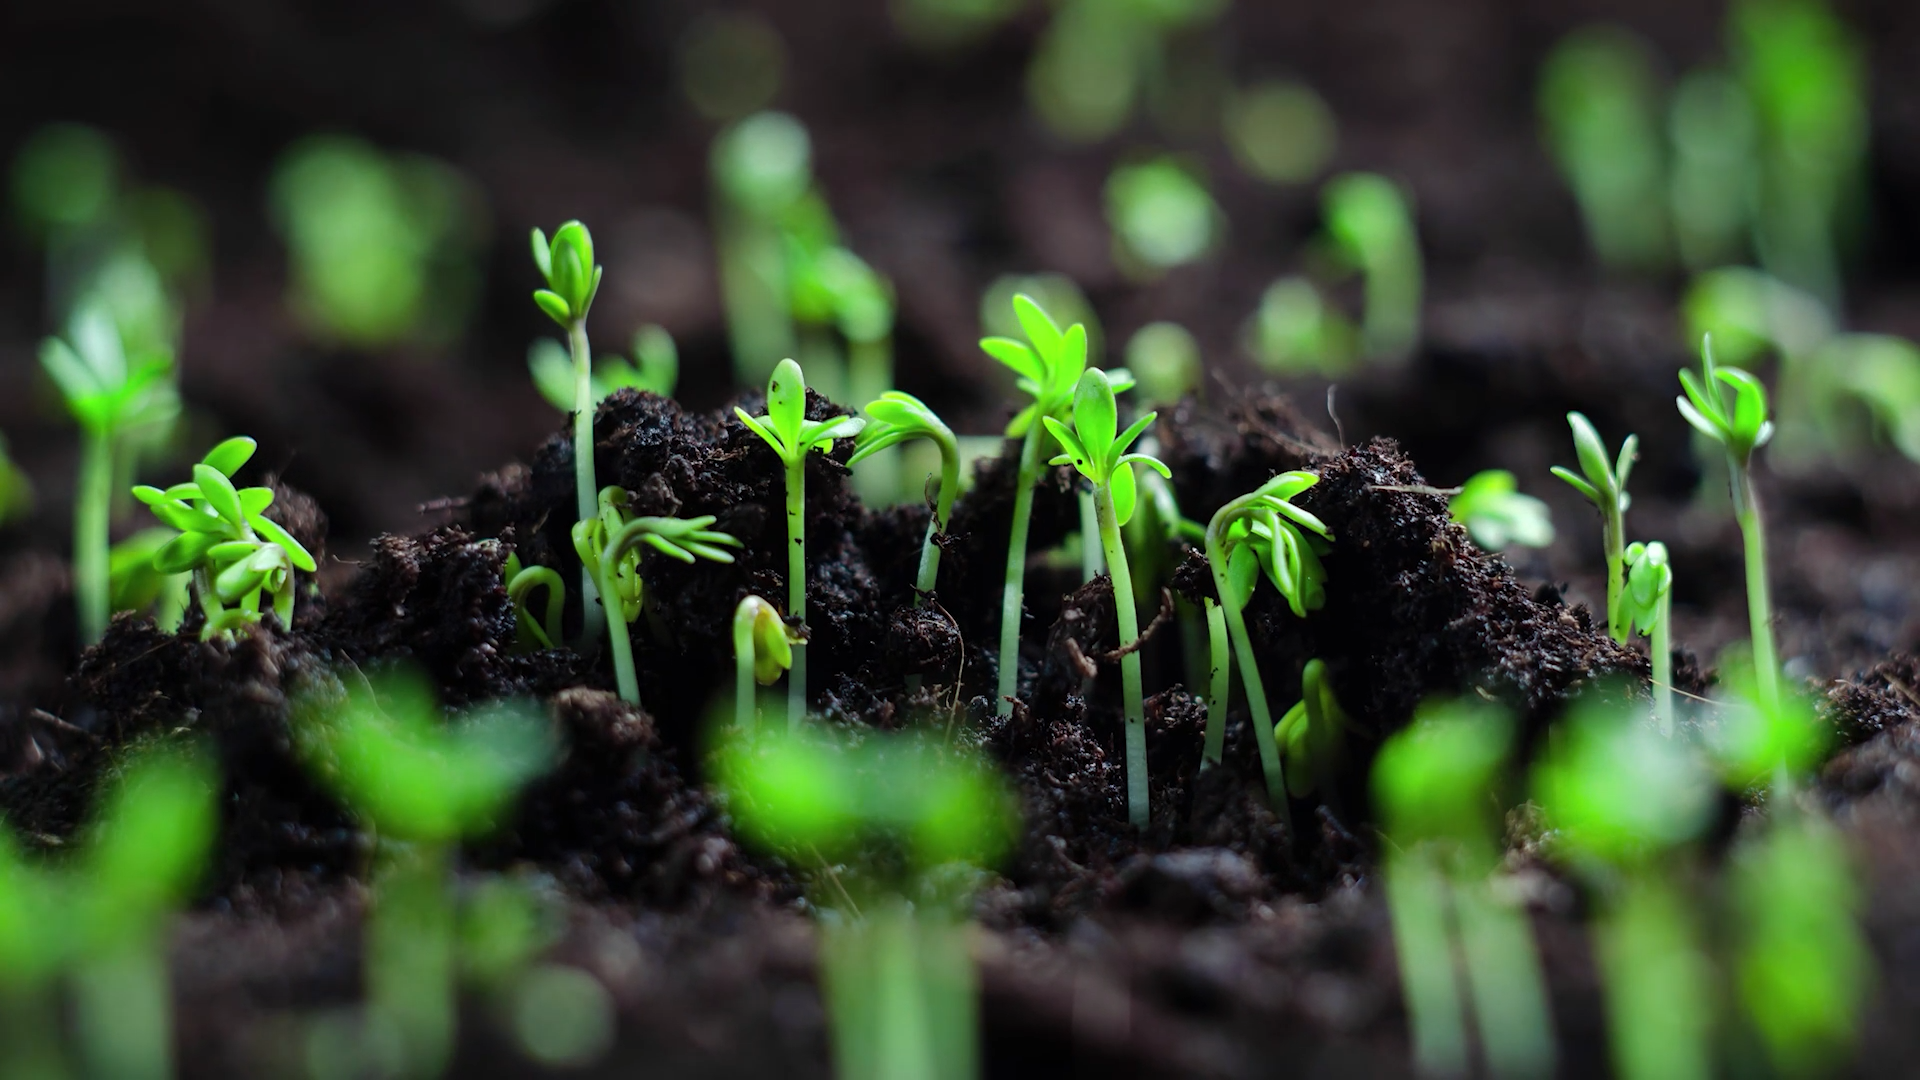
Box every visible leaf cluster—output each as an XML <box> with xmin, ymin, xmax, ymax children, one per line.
<box><xmin>571</xmin><ymin>486</ymin><xmax>741</xmax><ymax>624</ymax></box>
<box><xmin>735</xmin><ymin>357</ymin><xmax>866</xmax><ymax>463</ymax></box>
<box><xmin>1622</xmin><ymin>540</ymin><xmax>1672</xmax><ymax>638</ymax></box>
<box><xmin>980</xmin><ymin>294</ymin><xmax>1133</xmax><ymax>439</ymax></box>
<box><xmin>1211</xmin><ymin>470</ymin><xmax>1333</xmax><ymax>618</ymax></box>
<box><xmin>1042</xmin><ymin>368</ymin><xmax>1170</xmax><ymax>527</ymax></box>
<box><xmin>39</xmin><ymin>302</ymin><xmax>178</xmax><ymax>437</ymax></box>
<box><xmin>1678</xmin><ymin>334</ymin><xmax>1774</xmax><ymax>465</ymax></box>
<box><xmin>847</xmin><ymin>391</ymin><xmax>954</xmax><ymax>468</ymax></box>
<box><xmin>1449</xmin><ymin>469</ymin><xmax>1555</xmax><ymax>551</ymax></box>
<box><xmin>133</xmin><ymin>437</ymin><xmax>317</xmax><ymax>637</ymax></box>
<box><xmin>530</xmin><ymin>221</ymin><xmax>602</xmax><ymax>328</ymax></box>
<box><xmin>1550</xmin><ymin>411</ymin><xmax>1636</xmax><ymax>516</ymax></box>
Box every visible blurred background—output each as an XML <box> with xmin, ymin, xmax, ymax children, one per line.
<box><xmin>3</xmin><ymin>0</ymin><xmax>1920</xmax><ymax>558</ymax></box>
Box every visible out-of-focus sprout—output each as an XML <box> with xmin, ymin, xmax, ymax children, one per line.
<box><xmin>1729</xmin><ymin>815</ymin><xmax>1869</xmax><ymax>1075</ymax></box>
<box><xmin>1819</xmin><ymin>334</ymin><xmax>1920</xmax><ymax>463</ymax></box>
<box><xmin>677</xmin><ymin>12</ymin><xmax>786</xmax><ymax>122</ymax></box>
<box><xmin>791</xmin><ymin>244</ymin><xmax>898</xmax><ymax>500</ymax></box>
<box><xmin>1273</xmin><ymin>658</ymin><xmax>1348</xmax><ymax>799</ymax></box>
<box><xmin>1125</xmin><ymin>321</ymin><xmax>1201</xmax><ymax>405</ymax></box>
<box><xmin>1704</xmin><ymin>658</ymin><xmax>1826</xmax><ymax>798</ymax></box>
<box><xmin>714</xmin><ymin>723</ymin><xmax>1018</xmax><ymax>1080</ymax></box>
<box><xmin>713</xmin><ymin>111</ymin><xmax>812</xmax><ymax>385</ymax></box>
<box><xmin>1026</xmin><ymin>0</ymin><xmax>1226</xmax><ymax>143</ymax></box>
<box><xmin>0</xmin><ymin>433</ymin><xmax>32</xmax><ymax>527</ymax></box>
<box><xmin>1243</xmin><ymin>275</ymin><xmax>1355</xmax><ymax>376</ymax></box>
<box><xmin>269</xmin><ymin>136</ymin><xmax>484</xmax><ymax>347</ymax></box>
<box><xmin>1730</xmin><ymin>0</ymin><xmax>1867</xmax><ymax>307</ymax></box>
<box><xmin>527</xmin><ymin>324</ymin><xmax>678</xmax><ymax>412</ymax></box>
<box><xmin>1105</xmin><ymin>157</ymin><xmax>1221</xmax><ymax>276</ymax></box>
<box><xmin>1682</xmin><ymin>266</ymin><xmax>1832</xmax><ymax>369</ymax></box>
<box><xmin>1375</xmin><ymin>700</ymin><xmax>1555</xmax><ymax>1080</ymax></box>
<box><xmin>1224</xmin><ymin>80</ymin><xmax>1337</xmax><ymax>186</ymax></box>
<box><xmin>1668</xmin><ymin>70</ymin><xmax>1759</xmax><ymax>271</ymax></box>
<box><xmin>295</xmin><ymin>669</ymin><xmax>556</xmax><ymax>1079</ymax></box>
<box><xmin>1532</xmin><ymin>698</ymin><xmax>1717</xmax><ymax>1080</ymax></box>
<box><xmin>1321</xmin><ymin>173</ymin><xmax>1422</xmax><ymax>362</ymax></box>
<box><xmin>1449</xmin><ymin>470</ymin><xmax>1555</xmax><ymax>552</ymax></box>
<box><xmin>891</xmin><ymin>0</ymin><xmax>1022</xmax><ymax>47</ymax></box>
<box><xmin>11</xmin><ymin>122</ymin><xmax>119</xmax><ymax>235</ymax></box>
<box><xmin>1539</xmin><ymin>27</ymin><xmax>1671</xmax><ymax>273</ymax></box>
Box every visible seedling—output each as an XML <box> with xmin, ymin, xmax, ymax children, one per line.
<box><xmin>1223</xmin><ymin>80</ymin><xmax>1337</xmax><ymax>186</ymax></box>
<box><xmin>1704</xmin><ymin>657</ymin><xmax>1825</xmax><ymax>801</ymax></box>
<box><xmin>132</xmin><ymin>437</ymin><xmax>317</xmax><ymax>641</ymax></box>
<box><xmin>736</xmin><ymin>358</ymin><xmax>865</xmax><ymax>727</ymax></box>
<box><xmin>1538</xmin><ymin>26</ymin><xmax>1671</xmax><ymax>272</ymax></box>
<box><xmin>733</xmin><ymin>595</ymin><xmax>799</xmax><ymax>732</ymax></box>
<box><xmin>1024</xmin><ymin>0</ymin><xmax>1227</xmax><ymax>142</ymax></box>
<box><xmin>715</xmin><ymin>724</ymin><xmax>1017</xmax><ymax>1080</ymax></box>
<box><xmin>528</xmin><ymin>324</ymin><xmax>678</xmax><ymax>412</ymax></box>
<box><xmin>1104</xmin><ymin>157</ymin><xmax>1221</xmax><ymax>276</ymax></box>
<box><xmin>1321</xmin><ymin>173</ymin><xmax>1422</xmax><ymax>362</ymax></box>
<box><xmin>1202</xmin><ymin>471</ymin><xmax>1333</xmax><ymax>817</ymax></box>
<box><xmin>1274</xmin><ymin>658</ymin><xmax>1349</xmax><ymax>799</ymax></box>
<box><xmin>503</xmin><ymin>553</ymin><xmax>564</xmax><ymax>652</ymax></box>
<box><xmin>41</xmin><ymin>300</ymin><xmax>181</xmax><ymax>643</ymax></box>
<box><xmin>1622</xmin><ymin>541</ymin><xmax>1675</xmax><ymax>735</ymax></box>
<box><xmin>1668</xmin><ymin>69</ymin><xmax>1758</xmax><ymax>271</ymax></box>
<box><xmin>712</xmin><ymin>111</ymin><xmax>810</xmax><ymax>384</ymax></box>
<box><xmin>1124</xmin><ymin>321</ymin><xmax>1202</xmax><ymax>406</ymax></box>
<box><xmin>1676</xmin><ymin>335</ymin><xmax>1779</xmax><ymax>713</ymax></box>
<box><xmin>571</xmin><ymin>486</ymin><xmax>742</xmax><ymax>707</ymax></box>
<box><xmin>792</xmin><ymin>244</ymin><xmax>898</xmax><ymax>501</ymax></box>
<box><xmin>1449</xmin><ymin>470</ymin><xmax>1555</xmax><ymax>552</ymax></box>
<box><xmin>1243</xmin><ymin>275</ymin><xmax>1356</xmax><ymax>376</ymax></box>
<box><xmin>848</xmin><ymin>391</ymin><xmax>959</xmax><ymax>600</ymax></box>
<box><xmin>296</xmin><ymin>669</ymin><xmax>554</xmax><ymax>1079</ymax></box>
<box><xmin>1043</xmin><ymin>368</ymin><xmax>1172</xmax><ymax>828</ymax></box>
<box><xmin>1550</xmin><ymin>412</ymin><xmax>1637</xmax><ymax>642</ymax></box>
<box><xmin>1532</xmin><ymin>697</ymin><xmax>1718</xmax><ymax>1080</ymax></box>
<box><xmin>530</xmin><ymin>220</ymin><xmax>608</xmax><ymax>643</ymax></box>
<box><xmin>108</xmin><ymin>527</ymin><xmax>190</xmax><ymax>632</ymax></box>
<box><xmin>1373</xmin><ymin>700</ymin><xmax>1555</xmax><ymax>1080</ymax></box>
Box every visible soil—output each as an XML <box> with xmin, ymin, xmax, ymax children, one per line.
<box><xmin>3</xmin><ymin>1</ymin><xmax>1920</xmax><ymax>1077</ymax></box>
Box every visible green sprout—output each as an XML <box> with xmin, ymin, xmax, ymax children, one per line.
<box><xmin>1043</xmin><ymin>368</ymin><xmax>1172</xmax><ymax>828</ymax></box>
<box><xmin>41</xmin><ymin>300</ymin><xmax>181</xmax><ymax>643</ymax></box>
<box><xmin>1730</xmin><ymin>0</ymin><xmax>1866</xmax><ymax>307</ymax></box>
<box><xmin>1676</xmin><ymin>335</ymin><xmax>1779</xmax><ymax>713</ymax></box>
<box><xmin>530</xmin><ymin>220</ymin><xmax>607</xmax><ymax>640</ymax></box>
<box><xmin>791</xmin><ymin>243</ymin><xmax>898</xmax><ymax>501</ymax></box>
<box><xmin>848</xmin><ymin>392</ymin><xmax>959</xmax><ymax>601</ymax></box>
<box><xmin>269</xmin><ymin>136</ymin><xmax>482</xmax><ymax>346</ymax></box>
<box><xmin>571</xmin><ymin>486</ymin><xmax>742</xmax><ymax>708</ymax></box>
<box><xmin>1532</xmin><ymin>698</ymin><xmax>1718</xmax><ymax>1080</ymax></box>
<box><xmin>1374</xmin><ymin>700</ymin><xmax>1555</xmax><ymax>1080</ymax></box>
<box><xmin>1202</xmin><ymin>471</ymin><xmax>1333</xmax><ymax>818</ymax></box>
<box><xmin>736</xmin><ymin>358</ymin><xmax>866</xmax><ymax>728</ymax></box>
<box><xmin>1705</xmin><ymin>659</ymin><xmax>1826</xmax><ymax>800</ymax></box>
<box><xmin>1223</xmin><ymin>80</ymin><xmax>1337</xmax><ymax>186</ymax></box>
<box><xmin>132</xmin><ymin>437</ymin><xmax>317</xmax><ymax>641</ymax></box>
<box><xmin>715</xmin><ymin>724</ymin><xmax>1017</xmax><ymax>1080</ymax></box>
<box><xmin>1668</xmin><ymin>69</ymin><xmax>1759</xmax><ymax>271</ymax></box>
<box><xmin>1820</xmin><ymin>333</ymin><xmax>1920</xmax><ymax>463</ymax></box>
<box><xmin>296</xmin><ymin>669</ymin><xmax>555</xmax><ymax>1079</ymax></box>
<box><xmin>503</xmin><ymin>552</ymin><xmax>564</xmax><ymax>652</ymax></box>
<box><xmin>1538</xmin><ymin>26</ymin><xmax>1671</xmax><ymax>272</ymax></box>
<box><xmin>1242</xmin><ymin>275</ymin><xmax>1356</xmax><ymax>376</ymax></box>
<box><xmin>1104</xmin><ymin>157</ymin><xmax>1221</xmax><ymax>276</ymax></box>
<box><xmin>1449</xmin><ymin>470</ymin><xmax>1555</xmax><ymax>552</ymax></box>
<box><xmin>1273</xmin><ymin>658</ymin><xmax>1349</xmax><ymax>799</ymax></box>
<box><xmin>1024</xmin><ymin>0</ymin><xmax>1226</xmax><ymax>142</ymax></box>
<box><xmin>1321</xmin><ymin>173</ymin><xmax>1422</xmax><ymax>362</ymax></box>
<box><xmin>1549</xmin><ymin>412</ymin><xmax>1637</xmax><ymax>642</ymax></box>
<box><xmin>1124</xmin><ymin>321</ymin><xmax>1202</xmax><ymax>405</ymax></box>
<box><xmin>1622</xmin><ymin>541</ymin><xmax>1676</xmax><ymax>735</ymax></box>
<box><xmin>733</xmin><ymin>594</ymin><xmax>799</xmax><ymax>732</ymax></box>
<box><xmin>1729</xmin><ymin>816</ymin><xmax>1868</xmax><ymax>1075</ymax></box>
<box><xmin>528</xmin><ymin>323</ymin><xmax>678</xmax><ymax>412</ymax></box>
<box><xmin>712</xmin><ymin>111</ymin><xmax>811</xmax><ymax>384</ymax></box>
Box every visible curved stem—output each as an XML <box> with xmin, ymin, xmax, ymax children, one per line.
<box><xmin>994</xmin><ymin>428</ymin><xmax>1045</xmax><ymax>716</ymax></box>
<box><xmin>601</xmin><ymin>559</ymin><xmax>640</xmax><ymax>706</ymax></box>
<box><xmin>75</xmin><ymin>426</ymin><xmax>113</xmax><ymax>645</ymax></box>
<box><xmin>786</xmin><ymin>453</ymin><xmax>808</xmax><ymax>730</ymax></box>
<box><xmin>1094</xmin><ymin>484</ymin><xmax>1148</xmax><ymax>829</ymax></box>
<box><xmin>571</xmin><ymin>320</ymin><xmax>603</xmax><ymax>647</ymax></box>
<box><xmin>1203</xmin><ymin>598</ymin><xmax>1230</xmax><ymax>767</ymax></box>
<box><xmin>1206</xmin><ymin>536</ymin><xmax>1291</xmax><ymax>828</ymax></box>
<box><xmin>911</xmin><ymin>442</ymin><xmax>960</xmax><ymax>602</ymax></box>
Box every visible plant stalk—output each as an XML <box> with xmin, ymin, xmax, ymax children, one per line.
<box><xmin>570</xmin><ymin>320</ymin><xmax>602</xmax><ymax>647</ymax></box>
<box><xmin>74</xmin><ymin>426</ymin><xmax>113</xmax><ymax>644</ymax></box>
<box><xmin>369</xmin><ymin>845</ymin><xmax>456</xmax><ymax>1078</ymax></box>
<box><xmin>1094</xmin><ymin>483</ymin><xmax>1149</xmax><ymax>829</ymax></box>
<box><xmin>1603</xmin><ymin>496</ymin><xmax>1626</xmax><ymax>643</ymax></box>
<box><xmin>601</xmin><ymin>560</ymin><xmax>640</xmax><ymax>706</ymax></box>
<box><xmin>1203</xmin><ymin>598</ymin><xmax>1230</xmax><ymax>767</ymax></box>
<box><xmin>912</xmin><ymin>448</ymin><xmax>960</xmax><ymax>601</ymax></box>
<box><xmin>1207</xmin><ymin>541</ymin><xmax>1292</xmax><ymax>828</ymax></box>
<box><xmin>1730</xmin><ymin>465</ymin><xmax>1778</xmax><ymax>715</ymax></box>
<box><xmin>1078</xmin><ymin>487</ymin><xmax>1103</xmax><ymax>583</ymax></box>
<box><xmin>1651</xmin><ymin>590</ymin><xmax>1674</xmax><ymax>737</ymax></box>
<box><xmin>734</xmin><ymin>610</ymin><xmax>757</xmax><ymax>732</ymax></box>
<box><xmin>786</xmin><ymin>453</ymin><xmax>808</xmax><ymax>729</ymax></box>
<box><xmin>994</xmin><ymin>428</ymin><xmax>1045</xmax><ymax>717</ymax></box>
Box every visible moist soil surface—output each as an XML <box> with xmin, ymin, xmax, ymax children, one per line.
<box><xmin>5</xmin><ymin>1</ymin><xmax>1920</xmax><ymax>1077</ymax></box>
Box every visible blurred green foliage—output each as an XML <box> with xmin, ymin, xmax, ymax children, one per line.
<box><xmin>1224</xmin><ymin>80</ymin><xmax>1337</xmax><ymax>186</ymax></box>
<box><xmin>1105</xmin><ymin>157</ymin><xmax>1221</xmax><ymax>276</ymax></box>
<box><xmin>1449</xmin><ymin>470</ymin><xmax>1554</xmax><ymax>552</ymax></box>
<box><xmin>678</xmin><ymin>11</ymin><xmax>786</xmax><ymax>122</ymax></box>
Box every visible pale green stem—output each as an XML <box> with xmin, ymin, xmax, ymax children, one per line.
<box><xmin>734</xmin><ymin>609</ymin><xmax>756</xmax><ymax>732</ymax></box>
<box><xmin>1078</xmin><ymin>487</ymin><xmax>1103</xmax><ymax>583</ymax></box>
<box><xmin>1453</xmin><ymin>865</ymin><xmax>1557</xmax><ymax>1078</ymax></box>
<box><xmin>1651</xmin><ymin>591</ymin><xmax>1674</xmax><ymax>738</ymax></box>
<box><xmin>1205</xmin><ymin>530</ymin><xmax>1291</xmax><ymax>826</ymax></box>
<box><xmin>912</xmin><ymin>446</ymin><xmax>960</xmax><ymax>601</ymax></box>
<box><xmin>601</xmin><ymin>558</ymin><xmax>640</xmax><ymax>706</ymax></box>
<box><xmin>1094</xmin><ymin>483</ymin><xmax>1149</xmax><ymax>830</ymax></box>
<box><xmin>1603</xmin><ymin>495</ymin><xmax>1626</xmax><ymax>643</ymax></box>
<box><xmin>786</xmin><ymin>453</ymin><xmax>808</xmax><ymax>730</ymax></box>
<box><xmin>0</xmin><ymin>983</ymin><xmax>69</xmax><ymax>1080</ymax></box>
<box><xmin>370</xmin><ymin>845</ymin><xmax>456</xmax><ymax>1078</ymax></box>
<box><xmin>1595</xmin><ymin>876</ymin><xmax>1712</xmax><ymax>1080</ymax></box>
<box><xmin>571</xmin><ymin>320</ymin><xmax>602</xmax><ymax>647</ymax></box>
<box><xmin>1384</xmin><ymin>846</ymin><xmax>1468</xmax><ymax>1078</ymax></box>
<box><xmin>716</xmin><ymin>207</ymin><xmax>794</xmax><ymax>387</ymax></box>
<box><xmin>75</xmin><ymin>426</ymin><xmax>112</xmax><ymax>644</ymax></box>
<box><xmin>73</xmin><ymin>943</ymin><xmax>169</xmax><ymax>1080</ymax></box>
<box><xmin>1366</xmin><ymin>238</ymin><xmax>1422</xmax><ymax>362</ymax></box>
<box><xmin>1203</xmin><ymin>598</ymin><xmax>1230</xmax><ymax>767</ymax></box>
<box><xmin>994</xmin><ymin>427</ymin><xmax>1045</xmax><ymax>717</ymax></box>
<box><xmin>1732</xmin><ymin>465</ymin><xmax>1778</xmax><ymax>717</ymax></box>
